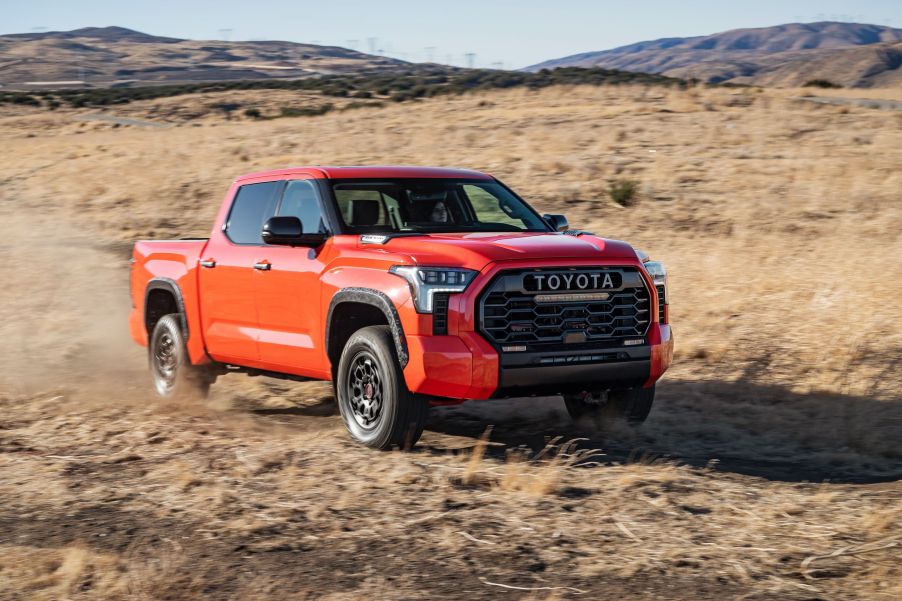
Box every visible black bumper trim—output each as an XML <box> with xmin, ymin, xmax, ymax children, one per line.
<box><xmin>495</xmin><ymin>361</ymin><xmax>650</xmax><ymax>397</ymax></box>
<box><xmin>499</xmin><ymin>344</ymin><xmax>650</xmax><ymax>368</ymax></box>
<box><xmin>493</xmin><ymin>347</ymin><xmax>651</xmax><ymax>397</ymax></box>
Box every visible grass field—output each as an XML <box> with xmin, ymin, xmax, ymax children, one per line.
<box><xmin>0</xmin><ymin>83</ymin><xmax>899</xmax><ymax>599</ymax></box>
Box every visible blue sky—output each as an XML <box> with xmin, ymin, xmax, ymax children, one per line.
<box><xmin>3</xmin><ymin>0</ymin><xmax>901</xmax><ymax>69</ymax></box>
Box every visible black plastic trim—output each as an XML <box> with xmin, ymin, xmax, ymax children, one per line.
<box><xmin>494</xmin><ymin>359</ymin><xmax>651</xmax><ymax>398</ymax></box>
<box><xmin>325</xmin><ymin>288</ymin><xmax>409</xmax><ymax>367</ymax></box>
<box><xmin>499</xmin><ymin>345</ymin><xmax>651</xmax><ymax>368</ymax></box>
<box><xmin>145</xmin><ymin>278</ymin><xmax>188</xmax><ymax>339</ymax></box>
<box><xmin>656</xmin><ymin>284</ymin><xmax>667</xmax><ymax>325</ymax></box>
<box><xmin>432</xmin><ymin>293</ymin><xmax>450</xmax><ymax>335</ymax></box>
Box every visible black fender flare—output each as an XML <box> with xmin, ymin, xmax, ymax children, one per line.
<box><xmin>325</xmin><ymin>288</ymin><xmax>409</xmax><ymax>367</ymax></box>
<box><xmin>145</xmin><ymin>277</ymin><xmax>189</xmax><ymax>339</ymax></box>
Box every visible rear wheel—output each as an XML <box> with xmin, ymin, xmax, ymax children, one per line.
<box><xmin>335</xmin><ymin>325</ymin><xmax>428</xmax><ymax>449</ymax></box>
<box><xmin>149</xmin><ymin>314</ymin><xmax>211</xmax><ymax>400</ymax></box>
<box><xmin>563</xmin><ymin>386</ymin><xmax>655</xmax><ymax>426</ymax></box>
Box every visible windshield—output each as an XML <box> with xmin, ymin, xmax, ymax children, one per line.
<box><xmin>330</xmin><ymin>178</ymin><xmax>551</xmax><ymax>234</ymax></box>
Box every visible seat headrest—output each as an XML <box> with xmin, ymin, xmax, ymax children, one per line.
<box><xmin>409</xmin><ymin>200</ymin><xmax>437</xmax><ymax>222</ymax></box>
<box><xmin>349</xmin><ymin>198</ymin><xmax>381</xmax><ymax>226</ymax></box>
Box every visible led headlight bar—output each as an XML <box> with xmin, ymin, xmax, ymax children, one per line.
<box><xmin>389</xmin><ymin>266</ymin><xmax>478</xmax><ymax>313</ymax></box>
<box><xmin>643</xmin><ymin>261</ymin><xmax>666</xmax><ymax>286</ymax></box>
<box><xmin>636</xmin><ymin>249</ymin><xmax>666</xmax><ymax>286</ymax></box>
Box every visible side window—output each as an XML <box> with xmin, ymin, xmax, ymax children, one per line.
<box><xmin>225</xmin><ymin>181</ymin><xmax>280</xmax><ymax>244</ymax></box>
<box><xmin>277</xmin><ymin>180</ymin><xmax>327</xmax><ymax>234</ymax></box>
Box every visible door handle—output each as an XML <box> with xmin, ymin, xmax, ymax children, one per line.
<box><xmin>199</xmin><ymin>259</ymin><xmax>216</xmax><ymax>268</ymax></box>
<box><xmin>254</xmin><ymin>261</ymin><xmax>271</xmax><ymax>271</ymax></box>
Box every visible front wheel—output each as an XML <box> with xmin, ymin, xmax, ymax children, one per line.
<box><xmin>563</xmin><ymin>386</ymin><xmax>655</xmax><ymax>426</ymax></box>
<box><xmin>149</xmin><ymin>314</ymin><xmax>211</xmax><ymax>400</ymax></box>
<box><xmin>335</xmin><ymin>325</ymin><xmax>428</xmax><ymax>449</ymax></box>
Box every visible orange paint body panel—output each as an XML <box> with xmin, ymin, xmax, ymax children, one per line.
<box><xmin>129</xmin><ymin>166</ymin><xmax>673</xmax><ymax>405</ymax></box>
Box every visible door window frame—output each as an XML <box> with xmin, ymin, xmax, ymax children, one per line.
<box><xmin>274</xmin><ymin>178</ymin><xmax>333</xmax><ymax>236</ymax></box>
<box><xmin>222</xmin><ymin>180</ymin><xmax>283</xmax><ymax>246</ymax></box>
<box><xmin>220</xmin><ymin>175</ymin><xmax>337</xmax><ymax>247</ymax></box>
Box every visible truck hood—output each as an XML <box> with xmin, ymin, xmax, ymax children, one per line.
<box><xmin>372</xmin><ymin>232</ymin><xmax>638</xmax><ymax>270</ymax></box>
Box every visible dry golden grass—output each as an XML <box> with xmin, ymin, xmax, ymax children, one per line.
<box><xmin>782</xmin><ymin>86</ymin><xmax>902</xmax><ymax>101</ymax></box>
<box><xmin>0</xmin><ymin>84</ymin><xmax>900</xmax><ymax>599</ymax></box>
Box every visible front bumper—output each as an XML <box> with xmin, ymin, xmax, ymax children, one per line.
<box><xmin>399</xmin><ymin>258</ymin><xmax>673</xmax><ymax>402</ymax></box>
<box><xmin>403</xmin><ymin>323</ymin><xmax>673</xmax><ymax>402</ymax></box>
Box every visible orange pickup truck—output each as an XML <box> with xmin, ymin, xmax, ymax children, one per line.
<box><xmin>130</xmin><ymin>166</ymin><xmax>673</xmax><ymax>449</ymax></box>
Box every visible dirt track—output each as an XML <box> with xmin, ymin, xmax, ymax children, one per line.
<box><xmin>1</xmin><ymin>85</ymin><xmax>900</xmax><ymax>599</ymax></box>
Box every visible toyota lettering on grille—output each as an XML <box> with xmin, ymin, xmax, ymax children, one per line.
<box><xmin>523</xmin><ymin>271</ymin><xmax>622</xmax><ymax>292</ymax></box>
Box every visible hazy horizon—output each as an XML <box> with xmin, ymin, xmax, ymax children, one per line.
<box><xmin>4</xmin><ymin>0</ymin><xmax>902</xmax><ymax>69</ymax></box>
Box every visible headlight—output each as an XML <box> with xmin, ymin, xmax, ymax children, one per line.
<box><xmin>643</xmin><ymin>261</ymin><xmax>666</xmax><ymax>286</ymax></box>
<box><xmin>389</xmin><ymin>266</ymin><xmax>478</xmax><ymax>313</ymax></box>
<box><xmin>636</xmin><ymin>249</ymin><xmax>666</xmax><ymax>286</ymax></box>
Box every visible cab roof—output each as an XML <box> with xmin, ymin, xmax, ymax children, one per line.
<box><xmin>235</xmin><ymin>165</ymin><xmax>494</xmax><ymax>183</ymax></box>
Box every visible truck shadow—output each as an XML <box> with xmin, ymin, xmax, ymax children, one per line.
<box><xmin>252</xmin><ymin>399</ymin><xmax>337</xmax><ymax>418</ymax></box>
<box><xmin>422</xmin><ymin>379</ymin><xmax>902</xmax><ymax>484</ymax></box>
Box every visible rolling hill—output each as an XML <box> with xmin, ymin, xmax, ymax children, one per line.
<box><xmin>0</xmin><ymin>26</ymin><xmax>406</xmax><ymax>89</ymax></box>
<box><xmin>526</xmin><ymin>22</ymin><xmax>902</xmax><ymax>87</ymax></box>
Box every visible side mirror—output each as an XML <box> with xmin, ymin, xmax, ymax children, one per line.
<box><xmin>543</xmin><ymin>213</ymin><xmax>569</xmax><ymax>232</ymax></box>
<box><xmin>262</xmin><ymin>216</ymin><xmax>327</xmax><ymax>247</ymax></box>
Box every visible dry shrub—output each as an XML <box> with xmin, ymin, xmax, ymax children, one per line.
<box><xmin>608</xmin><ymin>178</ymin><xmax>640</xmax><ymax>206</ymax></box>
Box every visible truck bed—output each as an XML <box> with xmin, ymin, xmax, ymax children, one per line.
<box><xmin>129</xmin><ymin>239</ymin><xmax>209</xmax><ymax>361</ymax></box>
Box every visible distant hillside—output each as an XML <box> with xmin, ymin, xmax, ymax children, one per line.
<box><xmin>526</xmin><ymin>22</ymin><xmax>902</xmax><ymax>87</ymax></box>
<box><xmin>0</xmin><ymin>26</ymin><xmax>406</xmax><ymax>89</ymax></box>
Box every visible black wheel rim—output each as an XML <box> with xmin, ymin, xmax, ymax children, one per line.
<box><xmin>152</xmin><ymin>331</ymin><xmax>178</xmax><ymax>395</ymax></box>
<box><xmin>346</xmin><ymin>351</ymin><xmax>383</xmax><ymax>430</ymax></box>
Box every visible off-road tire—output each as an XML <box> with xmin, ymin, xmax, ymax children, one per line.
<box><xmin>336</xmin><ymin>325</ymin><xmax>428</xmax><ymax>450</ymax></box>
<box><xmin>564</xmin><ymin>385</ymin><xmax>655</xmax><ymax>426</ymax></box>
<box><xmin>149</xmin><ymin>314</ymin><xmax>211</xmax><ymax>400</ymax></box>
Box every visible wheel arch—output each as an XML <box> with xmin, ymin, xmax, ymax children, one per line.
<box><xmin>326</xmin><ymin>288</ymin><xmax>409</xmax><ymax>372</ymax></box>
<box><xmin>144</xmin><ymin>278</ymin><xmax>188</xmax><ymax>339</ymax></box>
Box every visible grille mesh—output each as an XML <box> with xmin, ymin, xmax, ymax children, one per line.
<box><xmin>479</xmin><ymin>268</ymin><xmax>650</xmax><ymax>349</ymax></box>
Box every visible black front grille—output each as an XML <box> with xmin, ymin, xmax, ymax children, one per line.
<box><xmin>656</xmin><ymin>285</ymin><xmax>667</xmax><ymax>324</ymax></box>
<box><xmin>432</xmin><ymin>293</ymin><xmax>450</xmax><ymax>335</ymax></box>
<box><xmin>479</xmin><ymin>267</ymin><xmax>650</xmax><ymax>350</ymax></box>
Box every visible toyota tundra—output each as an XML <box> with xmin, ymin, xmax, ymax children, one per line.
<box><xmin>129</xmin><ymin>166</ymin><xmax>673</xmax><ymax>449</ymax></box>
